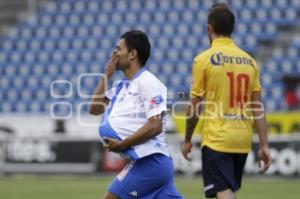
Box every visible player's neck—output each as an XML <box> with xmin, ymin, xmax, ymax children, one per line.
<box><xmin>211</xmin><ymin>34</ymin><xmax>231</xmax><ymax>41</ymax></box>
<box><xmin>123</xmin><ymin>63</ymin><xmax>142</xmax><ymax>80</ymax></box>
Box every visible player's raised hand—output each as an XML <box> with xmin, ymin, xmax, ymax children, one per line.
<box><xmin>257</xmin><ymin>146</ymin><xmax>272</xmax><ymax>173</ymax></box>
<box><xmin>181</xmin><ymin>141</ymin><xmax>193</xmax><ymax>161</ymax></box>
<box><xmin>104</xmin><ymin>51</ymin><xmax>119</xmax><ymax>77</ymax></box>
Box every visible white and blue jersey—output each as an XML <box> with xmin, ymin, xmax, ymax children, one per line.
<box><xmin>99</xmin><ymin>67</ymin><xmax>170</xmax><ymax>160</ymax></box>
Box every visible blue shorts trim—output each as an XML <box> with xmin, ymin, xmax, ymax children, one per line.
<box><xmin>202</xmin><ymin>146</ymin><xmax>248</xmax><ymax>198</ymax></box>
<box><xmin>108</xmin><ymin>153</ymin><xmax>183</xmax><ymax>199</ymax></box>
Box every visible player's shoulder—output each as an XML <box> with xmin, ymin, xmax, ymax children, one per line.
<box><xmin>236</xmin><ymin>46</ymin><xmax>257</xmax><ymax>65</ymax></box>
<box><xmin>138</xmin><ymin>70</ymin><xmax>166</xmax><ymax>88</ymax></box>
<box><xmin>139</xmin><ymin>70</ymin><xmax>158</xmax><ymax>81</ymax></box>
<box><xmin>194</xmin><ymin>48</ymin><xmax>213</xmax><ymax>63</ymax></box>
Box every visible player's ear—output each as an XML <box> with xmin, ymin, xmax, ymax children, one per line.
<box><xmin>129</xmin><ymin>49</ymin><xmax>138</xmax><ymax>60</ymax></box>
<box><xmin>207</xmin><ymin>24</ymin><xmax>213</xmax><ymax>34</ymax></box>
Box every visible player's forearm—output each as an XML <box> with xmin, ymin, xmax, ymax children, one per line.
<box><xmin>89</xmin><ymin>74</ymin><xmax>110</xmax><ymax>115</ymax></box>
<box><xmin>251</xmin><ymin>92</ymin><xmax>269</xmax><ymax>148</ymax></box>
<box><xmin>185</xmin><ymin>107</ymin><xmax>199</xmax><ymax>142</ymax></box>
<box><xmin>119</xmin><ymin>117</ymin><xmax>162</xmax><ymax>149</ymax></box>
<box><xmin>254</xmin><ymin>114</ymin><xmax>269</xmax><ymax>148</ymax></box>
<box><xmin>185</xmin><ymin>98</ymin><xmax>201</xmax><ymax>142</ymax></box>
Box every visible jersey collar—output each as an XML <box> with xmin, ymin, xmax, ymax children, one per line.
<box><xmin>124</xmin><ymin>67</ymin><xmax>147</xmax><ymax>88</ymax></box>
<box><xmin>131</xmin><ymin>67</ymin><xmax>147</xmax><ymax>81</ymax></box>
<box><xmin>211</xmin><ymin>37</ymin><xmax>235</xmax><ymax>48</ymax></box>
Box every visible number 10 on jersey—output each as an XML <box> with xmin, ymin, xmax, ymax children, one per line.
<box><xmin>226</xmin><ymin>72</ymin><xmax>249</xmax><ymax>108</ymax></box>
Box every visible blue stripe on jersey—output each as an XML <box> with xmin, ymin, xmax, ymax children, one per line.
<box><xmin>99</xmin><ymin>80</ymin><xmax>138</xmax><ymax>160</ymax></box>
<box><xmin>103</xmin><ymin>80</ymin><xmax>125</xmax><ymax>120</ymax></box>
<box><xmin>99</xmin><ymin>121</ymin><xmax>138</xmax><ymax>160</ymax></box>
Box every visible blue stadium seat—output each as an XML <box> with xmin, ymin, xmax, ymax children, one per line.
<box><xmin>271</xmin><ymin>86</ymin><xmax>283</xmax><ymax>100</ymax></box>
<box><xmin>152</xmin><ymin>49</ymin><xmax>164</xmax><ymax>62</ymax></box>
<box><xmin>73</xmin><ymin>1</ymin><xmax>86</xmax><ymax>14</ymax></box>
<box><xmin>296</xmin><ymin>60</ymin><xmax>300</xmax><ymax>72</ymax></box>
<box><xmin>167</xmin><ymin>11</ymin><xmax>180</xmax><ymax>24</ymax></box>
<box><xmin>281</xmin><ymin>60</ymin><xmax>293</xmax><ymax>73</ymax></box>
<box><xmin>263</xmin><ymin>0</ymin><xmax>273</xmax><ymax>8</ymax></box>
<box><xmin>181</xmin><ymin>49</ymin><xmax>195</xmax><ymax>62</ymax></box>
<box><xmin>158</xmin><ymin>0</ymin><xmax>171</xmax><ymax>10</ymax></box>
<box><xmin>291</xmin><ymin>0</ymin><xmax>300</xmax><ymax>7</ymax></box>
<box><xmin>101</xmin><ymin>0</ymin><xmax>114</xmax><ymax>11</ymax></box>
<box><xmin>147</xmin><ymin>61</ymin><xmax>159</xmax><ymax>74</ymax></box>
<box><xmin>291</xmin><ymin>36</ymin><xmax>300</xmax><ymax>48</ymax></box>
<box><xmin>59</xmin><ymin>1</ymin><xmax>72</xmax><ymax>14</ymax></box>
<box><xmin>87</xmin><ymin>0</ymin><xmax>99</xmax><ymax>13</ymax></box>
<box><xmin>1</xmin><ymin>76</ymin><xmax>10</xmax><ymax>90</ymax></box>
<box><xmin>286</xmin><ymin>47</ymin><xmax>298</xmax><ymax>60</ymax></box>
<box><xmin>176</xmin><ymin>62</ymin><xmax>190</xmax><ymax>75</ymax></box>
<box><xmin>160</xmin><ymin>62</ymin><xmax>174</xmax><ymax>75</ymax></box>
<box><xmin>182</xmin><ymin>10</ymin><xmax>194</xmax><ymax>23</ymax></box>
<box><xmin>157</xmin><ymin>74</ymin><xmax>167</xmax><ymax>85</ymax></box>
<box><xmin>266</xmin><ymin>99</ymin><xmax>276</xmax><ymax>112</ymax></box>
<box><xmin>148</xmin><ymin>24</ymin><xmax>161</xmax><ymax>37</ymax></box>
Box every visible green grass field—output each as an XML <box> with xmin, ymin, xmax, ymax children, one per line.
<box><xmin>1</xmin><ymin>175</ymin><xmax>299</xmax><ymax>199</ymax></box>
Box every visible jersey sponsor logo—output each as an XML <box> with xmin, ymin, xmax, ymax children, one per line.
<box><xmin>149</xmin><ymin>95</ymin><xmax>164</xmax><ymax>108</ymax></box>
<box><xmin>128</xmin><ymin>91</ymin><xmax>139</xmax><ymax>96</ymax></box>
<box><xmin>210</xmin><ymin>53</ymin><xmax>222</xmax><ymax>66</ymax></box>
<box><xmin>210</xmin><ymin>52</ymin><xmax>254</xmax><ymax>66</ymax></box>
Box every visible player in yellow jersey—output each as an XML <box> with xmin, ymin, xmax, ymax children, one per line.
<box><xmin>181</xmin><ymin>3</ymin><xmax>272</xmax><ymax>199</ymax></box>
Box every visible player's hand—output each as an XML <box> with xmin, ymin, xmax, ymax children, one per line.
<box><xmin>103</xmin><ymin>137</ymin><xmax>124</xmax><ymax>152</ymax></box>
<box><xmin>181</xmin><ymin>141</ymin><xmax>193</xmax><ymax>161</ymax></box>
<box><xmin>257</xmin><ymin>146</ymin><xmax>272</xmax><ymax>173</ymax></box>
<box><xmin>104</xmin><ymin>51</ymin><xmax>119</xmax><ymax>78</ymax></box>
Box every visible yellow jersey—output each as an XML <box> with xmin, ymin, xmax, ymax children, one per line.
<box><xmin>190</xmin><ymin>37</ymin><xmax>261</xmax><ymax>153</ymax></box>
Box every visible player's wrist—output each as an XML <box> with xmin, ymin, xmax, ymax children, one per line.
<box><xmin>184</xmin><ymin>138</ymin><xmax>192</xmax><ymax>143</ymax></box>
<box><xmin>104</xmin><ymin>70</ymin><xmax>113</xmax><ymax>79</ymax></box>
<box><xmin>118</xmin><ymin>140</ymin><xmax>129</xmax><ymax>151</ymax></box>
<box><xmin>259</xmin><ymin>144</ymin><xmax>269</xmax><ymax>149</ymax></box>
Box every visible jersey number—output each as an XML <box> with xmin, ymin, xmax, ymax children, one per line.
<box><xmin>226</xmin><ymin>72</ymin><xmax>249</xmax><ymax>108</ymax></box>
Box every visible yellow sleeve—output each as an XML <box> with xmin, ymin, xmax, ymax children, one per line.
<box><xmin>253</xmin><ymin>61</ymin><xmax>261</xmax><ymax>92</ymax></box>
<box><xmin>190</xmin><ymin>57</ymin><xmax>206</xmax><ymax>98</ymax></box>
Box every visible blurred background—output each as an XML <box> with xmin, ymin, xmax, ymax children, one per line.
<box><xmin>0</xmin><ymin>0</ymin><xmax>300</xmax><ymax>199</ymax></box>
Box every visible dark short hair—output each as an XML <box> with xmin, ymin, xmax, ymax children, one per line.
<box><xmin>207</xmin><ymin>3</ymin><xmax>235</xmax><ymax>36</ymax></box>
<box><xmin>120</xmin><ymin>30</ymin><xmax>151</xmax><ymax>66</ymax></box>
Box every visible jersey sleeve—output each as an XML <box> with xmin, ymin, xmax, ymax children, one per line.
<box><xmin>140</xmin><ymin>78</ymin><xmax>167</xmax><ymax>119</ymax></box>
<box><xmin>190</xmin><ymin>57</ymin><xmax>206</xmax><ymax>98</ymax></box>
<box><xmin>253</xmin><ymin>62</ymin><xmax>261</xmax><ymax>92</ymax></box>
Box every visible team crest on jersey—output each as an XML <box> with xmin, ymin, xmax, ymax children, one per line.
<box><xmin>149</xmin><ymin>95</ymin><xmax>164</xmax><ymax>108</ymax></box>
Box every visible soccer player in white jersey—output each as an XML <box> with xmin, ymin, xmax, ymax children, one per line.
<box><xmin>89</xmin><ymin>30</ymin><xmax>183</xmax><ymax>199</ymax></box>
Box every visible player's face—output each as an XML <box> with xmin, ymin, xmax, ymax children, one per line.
<box><xmin>116</xmin><ymin>39</ymin><xmax>130</xmax><ymax>70</ymax></box>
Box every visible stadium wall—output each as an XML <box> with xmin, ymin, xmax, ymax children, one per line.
<box><xmin>0</xmin><ymin>115</ymin><xmax>300</xmax><ymax>176</ymax></box>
